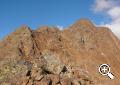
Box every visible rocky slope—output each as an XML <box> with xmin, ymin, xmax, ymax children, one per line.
<box><xmin>0</xmin><ymin>19</ymin><xmax>120</xmax><ymax>85</ymax></box>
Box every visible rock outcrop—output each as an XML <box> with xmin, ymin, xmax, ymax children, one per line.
<box><xmin>0</xmin><ymin>19</ymin><xmax>120</xmax><ymax>85</ymax></box>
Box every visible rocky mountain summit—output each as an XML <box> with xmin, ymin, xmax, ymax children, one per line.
<box><xmin>0</xmin><ymin>19</ymin><xmax>120</xmax><ymax>85</ymax></box>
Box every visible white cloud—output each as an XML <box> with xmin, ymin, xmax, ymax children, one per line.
<box><xmin>107</xmin><ymin>6</ymin><xmax>120</xmax><ymax>19</ymax></box>
<box><xmin>56</xmin><ymin>25</ymin><xmax>64</xmax><ymax>30</ymax></box>
<box><xmin>92</xmin><ymin>0</ymin><xmax>114</xmax><ymax>12</ymax></box>
<box><xmin>104</xmin><ymin>23</ymin><xmax>120</xmax><ymax>37</ymax></box>
<box><xmin>92</xmin><ymin>0</ymin><xmax>120</xmax><ymax>38</ymax></box>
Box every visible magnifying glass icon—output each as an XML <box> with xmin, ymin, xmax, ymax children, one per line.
<box><xmin>99</xmin><ymin>64</ymin><xmax>114</xmax><ymax>79</ymax></box>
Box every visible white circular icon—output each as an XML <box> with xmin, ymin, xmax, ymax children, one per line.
<box><xmin>99</xmin><ymin>64</ymin><xmax>114</xmax><ymax>79</ymax></box>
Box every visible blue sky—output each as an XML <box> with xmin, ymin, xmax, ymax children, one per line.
<box><xmin>0</xmin><ymin>0</ymin><xmax>119</xmax><ymax>39</ymax></box>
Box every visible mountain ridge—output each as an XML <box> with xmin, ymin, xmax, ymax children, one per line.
<box><xmin>0</xmin><ymin>19</ymin><xmax>120</xmax><ymax>85</ymax></box>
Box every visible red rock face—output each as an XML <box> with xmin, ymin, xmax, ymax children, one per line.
<box><xmin>0</xmin><ymin>19</ymin><xmax>120</xmax><ymax>85</ymax></box>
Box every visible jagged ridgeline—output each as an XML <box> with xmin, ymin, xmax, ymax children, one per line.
<box><xmin>0</xmin><ymin>19</ymin><xmax>120</xmax><ymax>85</ymax></box>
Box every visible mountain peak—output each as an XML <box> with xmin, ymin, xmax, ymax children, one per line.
<box><xmin>16</xmin><ymin>25</ymin><xmax>31</xmax><ymax>32</ymax></box>
<box><xmin>9</xmin><ymin>25</ymin><xmax>32</xmax><ymax>37</ymax></box>
<box><xmin>76</xmin><ymin>19</ymin><xmax>93</xmax><ymax>25</ymax></box>
<box><xmin>70</xmin><ymin>19</ymin><xmax>96</xmax><ymax>31</ymax></box>
<box><xmin>36</xmin><ymin>26</ymin><xmax>60</xmax><ymax>33</ymax></box>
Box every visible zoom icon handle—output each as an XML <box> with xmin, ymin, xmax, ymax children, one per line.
<box><xmin>99</xmin><ymin>64</ymin><xmax>114</xmax><ymax>79</ymax></box>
